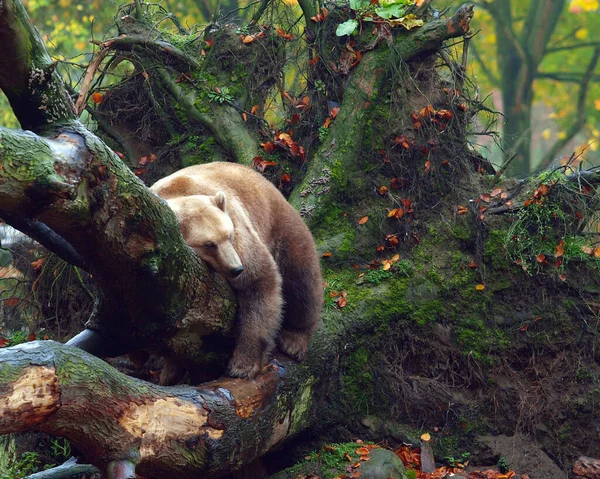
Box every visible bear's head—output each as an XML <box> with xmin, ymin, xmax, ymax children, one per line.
<box><xmin>165</xmin><ymin>192</ymin><xmax>244</xmax><ymax>279</ymax></box>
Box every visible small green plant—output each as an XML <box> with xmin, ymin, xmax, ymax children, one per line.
<box><xmin>365</xmin><ymin>269</ymin><xmax>393</xmax><ymax>284</ymax></box>
<box><xmin>50</xmin><ymin>438</ymin><xmax>71</xmax><ymax>461</ymax></box>
<box><xmin>406</xmin><ymin>470</ymin><xmax>417</xmax><ymax>479</ymax></box>
<box><xmin>314</xmin><ymin>79</ymin><xmax>326</xmax><ymax>94</ymax></box>
<box><xmin>236</xmin><ymin>25</ymin><xmax>250</xmax><ymax>35</ymax></box>
<box><xmin>318</xmin><ymin>126</ymin><xmax>329</xmax><ymax>142</ymax></box>
<box><xmin>498</xmin><ymin>456</ymin><xmax>510</xmax><ymax>473</ymax></box>
<box><xmin>335</xmin><ymin>0</ymin><xmax>423</xmax><ymax>37</ymax></box>
<box><xmin>207</xmin><ymin>87</ymin><xmax>234</xmax><ymax>104</ymax></box>
<box><xmin>444</xmin><ymin>451</ymin><xmax>470</xmax><ymax>467</ymax></box>
<box><xmin>7</xmin><ymin>330</ymin><xmax>28</xmax><ymax>346</ymax></box>
<box><xmin>1</xmin><ymin>451</ymin><xmax>41</xmax><ymax>478</ymax></box>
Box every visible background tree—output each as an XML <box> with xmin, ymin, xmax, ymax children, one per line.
<box><xmin>464</xmin><ymin>0</ymin><xmax>600</xmax><ymax>175</ymax></box>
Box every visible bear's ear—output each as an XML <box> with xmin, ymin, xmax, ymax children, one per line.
<box><xmin>214</xmin><ymin>191</ymin><xmax>227</xmax><ymax>211</ymax></box>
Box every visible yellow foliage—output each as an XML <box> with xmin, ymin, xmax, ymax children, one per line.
<box><xmin>542</xmin><ymin>129</ymin><xmax>551</xmax><ymax>140</ymax></box>
<box><xmin>569</xmin><ymin>0</ymin><xmax>599</xmax><ymax>12</ymax></box>
<box><xmin>575</xmin><ymin>28</ymin><xmax>589</xmax><ymax>39</ymax></box>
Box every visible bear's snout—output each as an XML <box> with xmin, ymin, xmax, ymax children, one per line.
<box><xmin>228</xmin><ymin>266</ymin><xmax>244</xmax><ymax>278</ymax></box>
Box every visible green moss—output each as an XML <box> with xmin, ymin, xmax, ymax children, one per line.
<box><xmin>412</xmin><ymin>300</ymin><xmax>444</xmax><ymax>326</ymax></box>
<box><xmin>342</xmin><ymin>347</ymin><xmax>374</xmax><ymax>414</ymax></box>
<box><xmin>484</xmin><ymin>229</ymin><xmax>509</xmax><ymax>270</ymax></box>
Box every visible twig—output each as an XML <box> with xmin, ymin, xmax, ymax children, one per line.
<box><xmin>75</xmin><ymin>47</ymin><xmax>110</xmax><ymax>115</ymax></box>
<box><xmin>538</xmin><ymin>47</ymin><xmax>600</xmax><ymax>170</ymax></box>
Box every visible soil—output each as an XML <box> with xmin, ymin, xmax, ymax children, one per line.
<box><xmin>477</xmin><ymin>434</ymin><xmax>567</xmax><ymax>479</ymax></box>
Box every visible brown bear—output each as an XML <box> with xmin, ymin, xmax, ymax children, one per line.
<box><xmin>151</xmin><ymin>162</ymin><xmax>323</xmax><ymax>379</ymax></box>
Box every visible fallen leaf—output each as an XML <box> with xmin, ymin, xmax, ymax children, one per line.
<box><xmin>91</xmin><ymin>92</ymin><xmax>104</xmax><ymax>104</ymax></box>
<box><xmin>378</xmin><ymin>185</ymin><xmax>388</xmax><ymax>196</ymax></box>
<box><xmin>0</xmin><ymin>338</ymin><xmax>6</xmax><ymax>347</ymax></box>
<box><xmin>330</xmin><ymin>106</ymin><xmax>340</xmax><ymax>118</ymax></box>
<box><xmin>4</xmin><ymin>298</ymin><xmax>19</xmax><ymax>307</ymax></box>
<box><xmin>457</xmin><ymin>205</ymin><xmax>468</xmax><ymax>215</ymax></box>
<box><xmin>358</xmin><ymin>216</ymin><xmax>369</xmax><ymax>225</ymax></box>
<box><xmin>469</xmin><ymin>261</ymin><xmax>477</xmax><ymax>268</ymax></box>
<box><xmin>555</xmin><ymin>242</ymin><xmax>564</xmax><ymax>257</ymax></box>
<box><xmin>475</xmin><ymin>284</ymin><xmax>485</xmax><ymax>291</ymax></box>
<box><xmin>276</xmin><ymin>27</ymin><xmax>294</xmax><ymax>40</ymax></box>
<box><xmin>356</xmin><ymin>447</ymin><xmax>370</xmax><ymax>455</ymax></box>
<box><xmin>421</xmin><ymin>432</ymin><xmax>431</xmax><ymax>441</ymax></box>
<box><xmin>536</xmin><ymin>253</ymin><xmax>546</xmax><ymax>263</ymax></box>
<box><xmin>31</xmin><ymin>258</ymin><xmax>46</xmax><ymax>270</ymax></box>
<box><xmin>241</xmin><ymin>31</ymin><xmax>266</xmax><ymax>44</ymax></box>
<box><xmin>322</xmin><ymin>252</ymin><xmax>333</xmax><ymax>258</ymax></box>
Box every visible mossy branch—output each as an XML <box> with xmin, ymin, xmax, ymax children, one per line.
<box><xmin>0</xmin><ymin>0</ymin><xmax>76</xmax><ymax>130</ymax></box>
<box><xmin>290</xmin><ymin>4</ymin><xmax>474</xmax><ymax>227</ymax></box>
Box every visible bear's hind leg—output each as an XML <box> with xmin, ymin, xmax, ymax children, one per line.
<box><xmin>227</xmin><ymin>265</ymin><xmax>284</xmax><ymax>379</ymax></box>
<box><xmin>277</xmin><ymin>265</ymin><xmax>322</xmax><ymax>361</ymax></box>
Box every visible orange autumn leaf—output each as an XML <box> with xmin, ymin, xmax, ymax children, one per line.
<box><xmin>469</xmin><ymin>261</ymin><xmax>477</xmax><ymax>268</ymax></box>
<box><xmin>0</xmin><ymin>337</ymin><xmax>7</xmax><ymax>347</ymax></box>
<box><xmin>420</xmin><ymin>432</ymin><xmax>431</xmax><ymax>441</ymax></box>
<box><xmin>91</xmin><ymin>92</ymin><xmax>104</xmax><ymax>104</ymax></box>
<box><xmin>387</xmin><ymin>208</ymin><xmax>404</xmax><ymax>219</ymax></box>
<box><xmin>595</xmin><ymin>247</ymin><xmax>600</xmax><ymax>258</ymax></box>
<box><xmin>345</xmin><ymin>453</ymin><xmax>353</xmax><ymax>462</ymax></box>
<box><xmin>536</xmin><ymin>253</ymin><xmax>546</xmax><ymax>263</ymax></box>
<box><xmin>457</xmin><ymin>205</ymin><xmax>468</xmax><ymax>215</ymax></box>
<box><xmin>355</xmin><ymin>447</ymin><xmax>370</xmax><ymax>455</ymax></box>
<box><xmin>322</xmin><ymin>252</ymin><xmax>333</xmax><ymax>258</ymax></box>
<box><xmin>277</xmin><ymin>132</ymin><xmax>294</xmax><ymax>146</ymax></box>
<box><xmin>330</xmin><ymin>106</ymin><xmax>340</xmax><ymax>118</ymax></box>
<box><xmin>475</xmin><ymin>284</ymin><xmax>485</xmax><ymax>291</ymax></box>
<box><xmin>358</xmin><ymin>216</ymin><xmax>369</xmax><ymax>225</ymax></box>
<box><xmin>323</xmin><ymin>117</ymin><xmax>331</xmax><ymax>128</ymax></box>
<box><xmin>308</xmin><ymin>55</ymin><xmax>321</xmax><ymax>66</ymax></box>
<box><xmin>241</xmin><ymin>31</ymin><xmax>265</xmax><ymax>44</ymax></box>
<box><xmin>582</xmin><ymin>245</ymin><xmax>593</xmax><ymax>255</ymax></box>
<box><xmin>329</xmin><ymin>291</ymin><xmax>340</xmax><ymax>298</ymax></box>
<box><xmin>251</xmin><ymin>105</ymin><xmax>259</xmax><ymax>115</ymax></box>
<box><xmin>4</xmin><ymin>297</ymin><xmax>19</xmax><ymax>307</ymax></box>
<box><xmin>261</xmin><ymin>142</ymin><xmax>276</xmax><ymax>153</ymax></box>
<box><xmin>555</xmin><ymin>242</ymin><xmax>564</xmax><ymax>257</ymax></box>
<box><xmin>378</xmin><ymin>185</ymin><xmax>388</xmax><ymax>196</ymax></box>
<box><xmin>559</xmin><ymin>274</ymin><xmax>567</xmax><ymax>281</ymax></box>
<box><xmin>31</xmin><ymin>258</ymin><xmax>46</xmax><ymax>270</ymax></box>
<box><xmin>242</xmin><ymin>112</ymin><xmax>247</xmax><ymax>121</ymax></box>
<box><xmin>490</xmin><ymin>187</ymin><xmax>502</xmax><ymax>197</ymax></box>
<box><xmin>276</xmin><ymin>27</ymin><xmax>294</xmax><ymax>40</ymax></box>
<box><xmin>435</xmin><ymin>109</ymin><xmax>453</xmax><ymax>120</ymax></box>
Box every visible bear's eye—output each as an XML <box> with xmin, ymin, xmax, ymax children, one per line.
<box><xmin>204</xmin><ymin>241</ymin><xmax>217</xmax><ymax>249</ymax></box>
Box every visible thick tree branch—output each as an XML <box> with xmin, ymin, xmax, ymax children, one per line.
<box><xmin>546</xmin><ymin>42</ymin><xmax>600</xmax><ymax>54</ymax></box>
<box><xmin>539</xmin><ymin>47</ymin><xmax>600</xmax><ymax>170</ymax></box>
<box><xmin>0</xmin><ymin>213</ymin><xmax>87</xmax><ymax>270</ymax></box>
<box><xmin>520</xmin><ymin>0</ymin><xmax>566</xmax><ymax>66</ymax></box>
<box><xmin>0</xmin><ymin>0</ymin><xmax>76</xmax><ymax>130</ymax></box>
<box><xmin>536</xmin><ymin>72</ymin><xmax>600</xmax><ymax>83</ymax></box>
<box><xmin>291</xmin><ymin>4</ymin><xmax>474</xmax><ymax>225</ymax></box>
<box><xmin>0</xmin><ymin>332</ymin><xmax>337</xmax><ymax>478</ymax></box>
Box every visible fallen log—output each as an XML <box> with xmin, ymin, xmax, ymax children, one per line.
<box><xmin>1</xmin><ymin>340</ymin><xmax>334</xmax><ymax>478</ymax></box>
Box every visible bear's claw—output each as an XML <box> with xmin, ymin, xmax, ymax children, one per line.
<box><xmin>277</xmin><ymin>330</ymin><xmax>310</xmax><ymax>361</ymax></box>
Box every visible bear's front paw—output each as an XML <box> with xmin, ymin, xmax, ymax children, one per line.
<box><xmin>277</xmin><ymin>329</ymin><xmax>310</xmax><ymax>361</ymax></box>
<box><xmin>227</xmin><ymin>358</ymin><xmax>262</xmax><ymax>380</ymax></box>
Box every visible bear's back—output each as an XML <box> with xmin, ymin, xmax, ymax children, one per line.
<box><xmin>157</xmin><ymin>163</ymin><xmax>305</xmax><ymax>246</ymax></box>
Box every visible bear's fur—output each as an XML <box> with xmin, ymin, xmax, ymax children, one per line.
<box><xmin>151</xmin><ymin>162</ymin><xmax>323</xmax><ymax>380</ymax></box>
